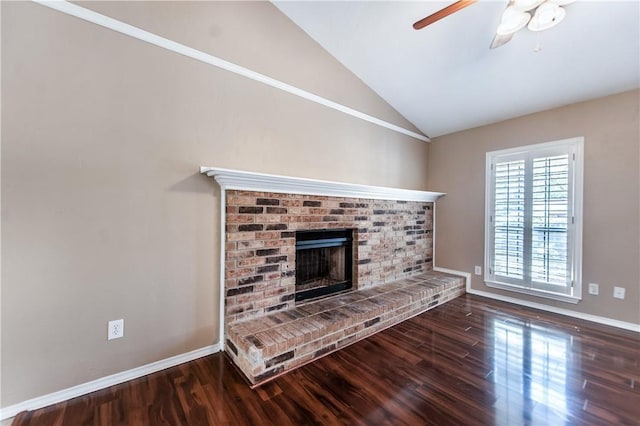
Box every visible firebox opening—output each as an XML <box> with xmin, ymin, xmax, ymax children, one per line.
<box><xmin>295</xmin><ymin>229</ymin><xmax>353</xmax><ymax>302</ymax></box>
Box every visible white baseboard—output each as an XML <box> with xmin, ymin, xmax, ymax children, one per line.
<box><xmin>0</xmin><ymin>343</ymin><xmax>221</xmax><ymax>421</ymax></box>
<box><xmin>433</xmin><ymin>267</ymin><xmax>640</xmax><ymax>333</ymax></box>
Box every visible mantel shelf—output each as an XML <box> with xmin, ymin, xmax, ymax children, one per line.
<box><xmin>200</xmin><ymin>167</ymin><xmax>445</xmax><ymax>202</ymax></box>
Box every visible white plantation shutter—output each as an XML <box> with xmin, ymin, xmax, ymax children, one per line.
<box><xmin>493</xmin><ymin>160</ymin><xmax>525</xmax><ymax>280</ymax></box>
<box><xmin>485</xmin><ymin>138</ymin><xmax>583</xmax><ymax>302</ymax></box>
<box><xmin>531</xmin><ymin>155</ymin><xmax>569</xmax><ymax>286</ymax></box>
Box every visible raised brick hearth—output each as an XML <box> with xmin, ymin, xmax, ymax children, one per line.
<box><xmin>227</xmin><ymin>270</ymin><xmax>465</xmax><ymax>385</ymax></box>
<box><xmin>201</xmin><ymin>167</ymin><xmax>464</xmax><ymax>386</ymax></box>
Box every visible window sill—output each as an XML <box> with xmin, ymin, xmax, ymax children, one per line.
<box><xmin>485</xmin><ymin>280</ymin><xmax>581</xmax><ymax>304</ymax></box>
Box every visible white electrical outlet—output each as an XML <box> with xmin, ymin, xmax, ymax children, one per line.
<box><xmin>474</xmin><ymin>266</ymin><xmax>482</xmax><ymax>275</ymax></box>
<box><xmin>613</xmin><ymin>287</ymin><xmax>626</xmax><ymax>300</ymax></box>
<box><xmin>108</xmin><ymin>319</ymin><xmax>124</xmax><ymax>340</ymax></box>
<box><xmin>588</xmin><ymin>283</ymin><xmax>599</xmax><ymax>295</ymax></box>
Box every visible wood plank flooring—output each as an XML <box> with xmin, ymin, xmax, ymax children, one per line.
<box><xmin>13</xmin><ymin>295</ymin><xmax>640</xmax><ymax>425</ymax></box>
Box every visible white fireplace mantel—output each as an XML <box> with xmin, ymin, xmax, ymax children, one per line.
<box><xmin>200</xmin><ymin>167</ymin><xmax>445</xmax><ymax>202</ymax></box>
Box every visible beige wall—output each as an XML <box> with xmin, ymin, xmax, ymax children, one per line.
<box><xmin>428</xmin><ymin>90</ymin><xmax>640</xmax><ymax>325</ymax></box>
<box><xmin>1</xmin><ymin>2</ymin><xmax>429</xmax><ymax>406</ymax></box>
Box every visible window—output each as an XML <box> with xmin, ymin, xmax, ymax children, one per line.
<box><xmin>485</xmin><ymin>138</ymin><xmax>583</xmax><ymax>303</ymax></box>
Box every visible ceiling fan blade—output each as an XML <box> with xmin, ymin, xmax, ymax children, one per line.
<box><xmin>413</xmin><ymin>0</ymin><xmax>478</xmax><ymax>30</ymax></box>
<box><xmin>489</xmin><ymin>32</ymin><xmax>515</xmax><ymax>49</ymax></box>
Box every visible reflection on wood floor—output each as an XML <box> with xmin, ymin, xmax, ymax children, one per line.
<box><xmin>13</xmin><ymin>294</ymin><xmax>640</xmax><ymax>425</ymax></box>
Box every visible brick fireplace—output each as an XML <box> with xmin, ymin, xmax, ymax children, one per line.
<box><xmin>201</xmin><ymin>167</ymin><xmax>465</xmax><ymax>384</ymax></box>
<box><xmin>224</xmin><ymin>190</ymin><xmax>435</xmax><ymax>324</ymax></box>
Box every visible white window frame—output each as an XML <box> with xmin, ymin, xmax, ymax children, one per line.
<box><xmin>484</xmin><ymin>137</ymin><xmax>584</xmax><ymax>303</ymax></box>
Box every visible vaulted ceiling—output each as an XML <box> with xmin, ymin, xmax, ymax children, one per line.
<box><xmin>274</xmin><ymin>1</ymin><xmax>640</xmax><ymax>137</ymax></box>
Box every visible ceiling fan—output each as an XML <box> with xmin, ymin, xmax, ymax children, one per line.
<box><xmin>413</xmin><ymin>0</ymin><xmax>576</xmax><ymax>49</ymax></box>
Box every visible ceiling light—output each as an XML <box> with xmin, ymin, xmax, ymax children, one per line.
<box><xmin>528</xmin><ymin>2</ymin><xmax>566</xmax><ymax>31</ymax></box>
<box><xmin>496</xmin><ymin>7</ymin><xmax>531</xmax><ymax>35</ymax></box>
<box><xmin>512</xmin><ymin>0</ymin><xmax>546</xmax><ymax>12</ymax></box>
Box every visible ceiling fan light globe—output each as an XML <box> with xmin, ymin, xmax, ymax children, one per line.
<box><xmin>512</xmin><ymin>0</ymin><xmax>546</xmax><ymax>12</ymax></box>
<box><xmin>528</xmin><ymin>3</ymin><xmax>566</xmax><ymax>31</ymax></box>
<box><xmin>496</xmin><ymin>8</ymin><xmax>531</xmax><ymax>35</ymax></box>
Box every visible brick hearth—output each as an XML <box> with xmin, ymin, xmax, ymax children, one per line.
<box><xmin>227</xmin><ymin>270</ymin><xmax>465</xmax><ymax>385</ymax></box>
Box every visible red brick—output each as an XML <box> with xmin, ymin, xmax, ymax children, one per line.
<box><xmin>256</xmin><ymin>231</ymin><xmax>280</xmax><ymax>240</ymax></box>
<box><xmin>227</xmin><ymin>195</ymin><xmax>256</xmax><ymax>205</ymax></box>
<box><xmin>227</xmin><ymin>232</ymin><xmax>256</xmax><ymax>242</ymax></box>
<box><xmin>227</xmin><ymin>214</ymin><xmax>256</xmax><ymax>224</ymax></box>
<box><xmin>238</xmin><ymin>257</ymin><xmax>266</xmax><ymax>267</ymax></box>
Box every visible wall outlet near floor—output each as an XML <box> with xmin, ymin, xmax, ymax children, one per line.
<box><xmin>474</xmin><ymin>266</ymin><xmax>482</xmax><ymax>275</ymax></box>
<box><xmin>613</xmin><ymin>287</ymin><xmax>626</xmax><ymax>300</ymax></box>
<box><xmin>108</xmin><ymin>319</ymin><xmax>124</xmax><ymax>340</ymax></box>
<box><xmin>588</xmin><ymin>283</ymin><xmax>599</xmax><ymax>295</ymax></box>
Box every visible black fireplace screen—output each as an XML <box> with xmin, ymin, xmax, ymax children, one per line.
<box><xmin>295</xmin><ymin>229</ymin><xmax>353</xmax><ymax>302</ymax></box>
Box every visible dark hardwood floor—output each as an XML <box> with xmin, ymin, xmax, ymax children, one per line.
<box><xmin>13</xmin><ymin>295</ymin><xmax>640</xmax><ymax>425</ymax></box>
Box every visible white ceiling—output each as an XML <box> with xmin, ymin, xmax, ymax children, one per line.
<box><xmin>274</xmin><ymin>1</ymin><xmax>640</xmax><ymax>138</ymax></box>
